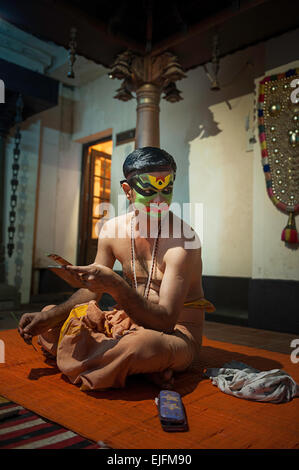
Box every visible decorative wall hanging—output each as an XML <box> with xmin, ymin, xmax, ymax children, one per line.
<box><xmin>258</xmin><ymin>68</ymin><xmax>299</xmax><ymax>245</ymax></box>
<box><xmin>203</xmin><ymin>33</ymin><xmax>220</xmax><ymax>91</ymax></box>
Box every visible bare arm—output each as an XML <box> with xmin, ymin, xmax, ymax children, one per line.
<box><xmin>109</xmin><ymin>246</ymin><xmax>195</xmax><ymax>332</ymax></box>
<box><xmin>48</xmin><ymin>229</ymin><xmax>116</xmax><ymax>318</ymax></box>
<box><xmin>18</xmin><ymin>222</ymin><xmax>116</xmax><ymax>341</ymax></box>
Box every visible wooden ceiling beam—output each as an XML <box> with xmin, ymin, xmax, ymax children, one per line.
<box><xmin>0</xmin><ymin>0</ymin><xmax>298</xmax><ymax>73</ymax></box>
<box><xmin>0</xmin><ymin>0</ymin><xmax>145</xmax><ymax>69</ymax></box>
<box><xmin>52</xmin><ymin>0</ymin><xmax>145</xmax><ymax>53</ymax></box>
<box><xmin>150</xmin><ymin>0</ymin><xmax>271</xmax><ymax>57</ymax></box>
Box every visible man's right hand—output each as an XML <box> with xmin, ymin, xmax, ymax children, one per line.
<box><xmin>18</xmin><ymin>311</ymin><xmax>57</xmax><ymax>344</ymax></box>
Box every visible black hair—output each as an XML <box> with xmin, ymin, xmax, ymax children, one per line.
<box><xmin>122</xmin><ymin>147</ymin><xmax>177</xmax><ymax>180</ymax></box>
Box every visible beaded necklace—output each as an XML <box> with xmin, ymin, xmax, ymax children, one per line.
<box><xmin>130</xmin><ymin>214</ymin><xmax>160</xmax><ymax>299</ymax></box>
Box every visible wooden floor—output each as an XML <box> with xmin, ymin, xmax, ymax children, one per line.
<box><xmin>203</xmin><ymin>320</ymin><xmax>297</xmax><ymax>354</ymax></box>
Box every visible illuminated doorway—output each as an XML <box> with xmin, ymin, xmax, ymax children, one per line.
<box><xmin>78</xmin><ymin>137</ymin><xmax>113</xmax><ymax>264</ymax></box>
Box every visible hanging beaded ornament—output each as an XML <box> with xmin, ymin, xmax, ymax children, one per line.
<box><xmin>258</xmin><ymin>68</ymin><xmax>299</xmax><ymax>244</ymax></box>
<box><xmin>130</xmin><ymin>214</ymin><xmax>160</xmax><ymax>299</ymax></box>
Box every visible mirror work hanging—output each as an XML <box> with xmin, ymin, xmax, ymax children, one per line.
<box><xmin>258</xmin><ymin>68</ymin><xmax>299</xmax><ymax>244</ymax></box>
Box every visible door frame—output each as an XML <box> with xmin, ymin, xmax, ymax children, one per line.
<box><xmin>77</xmin><ymin>135</ymin><xmax>112</xmax><ymax>265</ymax></box>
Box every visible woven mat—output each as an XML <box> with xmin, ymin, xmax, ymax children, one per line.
<box><xmin>0</xmin><ymin>328</ymin><xmax>298</xmax><ymax>449</ymax></box>
<box><xmin>0</xmin><ymin>397</ymin><xmax>107</xmax><ymax>449</ymax></box>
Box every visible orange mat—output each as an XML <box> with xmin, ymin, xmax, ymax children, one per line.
<box><xmin>0</xmin><ymin>328</ymin><xmax>298</xmax><ymax>449</ymax></box>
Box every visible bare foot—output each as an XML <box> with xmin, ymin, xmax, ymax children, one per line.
<box><xmin>146</xmin><ymin>368</ymin><xmax>174</xmax><ymax>389</ymax></box>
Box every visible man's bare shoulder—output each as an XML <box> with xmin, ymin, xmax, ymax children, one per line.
<box><xmin>162</xmin><ymin>214</ymin><xmax>201</xmax><ymax>269</ymax></box>
<box><xmin>98</xmin><ymin>213</ymin><xmax>131</xmax><ymax>239</ymax></box>
<box><xmin>168</xmin><ymin>212</ymin><xmax>201</xmax><ymax>250</ymax></box>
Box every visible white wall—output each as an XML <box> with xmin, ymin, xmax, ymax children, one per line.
<box><xmin>32</xmin><ymin>84</ymin><xmax>82</xmax><ymax>270</ymax></box>
<box><xmin>158</xmin><ymin>30</ymin><xmax>299</xmax><ymax>281</ymax></box>
<box><xmin>187</xmin><ymin>93</ymin><xmax>254</xmax><ymax>277</ymax></box>
<box><xmin>73</xmin><ymin>75</ymin><xmax>136</xmax><ymax>142</ymax></box>
<box><xmin>34</xmin><ymin>127</ymin><xmax>81</xmax><ymax>268</ymax></box>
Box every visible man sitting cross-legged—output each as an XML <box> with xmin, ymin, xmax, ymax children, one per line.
<box><xmin>18</xmin><ymin>146</ymin><xmax>215</xmax><ymax>391</ymax></box>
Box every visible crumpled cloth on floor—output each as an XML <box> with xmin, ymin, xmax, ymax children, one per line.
<box><xmin>204</xmin><ymin>360</ymin><xmax>299</xmax><ymax>403</ymax></box>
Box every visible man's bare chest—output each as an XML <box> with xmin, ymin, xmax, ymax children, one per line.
<box><xmin>113</xmin><ymin>237</ymin><xmax>165</xmax><ymax>285</ymax></box>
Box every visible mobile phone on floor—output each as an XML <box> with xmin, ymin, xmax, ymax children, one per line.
<box><xmin>157</xmin><ymin>390</ymin><xmax>188</xmax><ymax>432</ymax></box>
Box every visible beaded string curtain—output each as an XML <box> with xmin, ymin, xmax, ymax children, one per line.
<box><xmin>258</xmin><ymin>68</ymin><xmax>299</xmax><ymax>245</ymax></box>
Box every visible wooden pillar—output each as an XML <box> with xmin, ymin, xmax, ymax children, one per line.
<box><xmin>135</xmin><ymin>83</ymin><xmax>160</xmax><ymax>148</ymax></box>
<box><xmin>109</xmin><ymin>50</ymin><xmax>186</xmax><ymax>149</ymax></box>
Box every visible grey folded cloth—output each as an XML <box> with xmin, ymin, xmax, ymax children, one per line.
<box><xmin>204</xmin><ymin>360</ymin><xmax>299</xmax><ymax>404</ymax></box>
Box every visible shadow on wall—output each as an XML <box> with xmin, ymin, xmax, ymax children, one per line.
<box><xmin>159</xmin><ymin>43</ymin><xmax>266</xmax><ymax>221</ymax></box>
<box><xmin>189</xmin><ymin>110</ymin><xmax>221</xmax><ymax>142</ymax></box>
<box><xmin>185</xmin><ymin>26</ymin><xmax>299</xmax><ymax>145</ymax></box>
<box><xmin>184</xmin><ymin>42</ymin><xmax>266</xmax><ymax>144</ymax></box>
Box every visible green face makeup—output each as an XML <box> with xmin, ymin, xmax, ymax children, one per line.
<box><xmin>128</xmin><ymin>172</ymin><xmax>174</xmax><ymax>217</ymax></box>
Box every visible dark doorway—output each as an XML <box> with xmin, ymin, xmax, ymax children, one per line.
<box><xmin>78</xmin><ymin>137</ymin><xmax>113</xmax><ymax>265</ymax></box>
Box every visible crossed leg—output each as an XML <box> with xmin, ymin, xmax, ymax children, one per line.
<box><xmin>62</xmin><ymin>327</ymin><xmax>195</xmax><ymax>391</ymax></box>
<box><xmin>38</xmin><ymin>304</ymin><xmax>62</xmax><ymax>360</ymax></box>
<box><xmin>37</xmin><ymin>304</ymin><xmax>195</xmax><ymax>391</ymax></box>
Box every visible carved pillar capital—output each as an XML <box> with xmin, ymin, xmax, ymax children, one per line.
<box><xmin>110</xmin><ymin>50</ymin><xmax>186</xmax><ymax>100</ymax></box>
<box><xmin>109</xmin><ymin>50</ymin><xmax>186</xmax><ymax>148</ymax></box>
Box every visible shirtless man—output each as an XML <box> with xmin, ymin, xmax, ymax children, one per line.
<box><xmin>18</xmin><ymin>147</ymin><xmax>213</xmax><ymax>390</ymax></box>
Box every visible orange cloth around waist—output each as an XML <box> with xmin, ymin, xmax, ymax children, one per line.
<box><xmin>57</xmin><ymin>298</ymin><xmax>216</xmax><ymax>347</ymax></box>
<box><xmin>183</xmin><ymin>297</ymin><xmax>216</xmax><ymax>312</ymax></box>
<box><xmin>58</xmin><ymin>303</ymin><xmax>89</xmax><ymax>346</ymax></box>
<box><xmin>58</xmin><ymin>301</ymin><xmax>133</xmax><ymax>344</ymax></box>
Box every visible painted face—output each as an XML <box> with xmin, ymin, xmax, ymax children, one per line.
<box><xmin>128</xmin><ymin>171</ymin><xmax>174</xmax><ymax>217</ymax></box>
